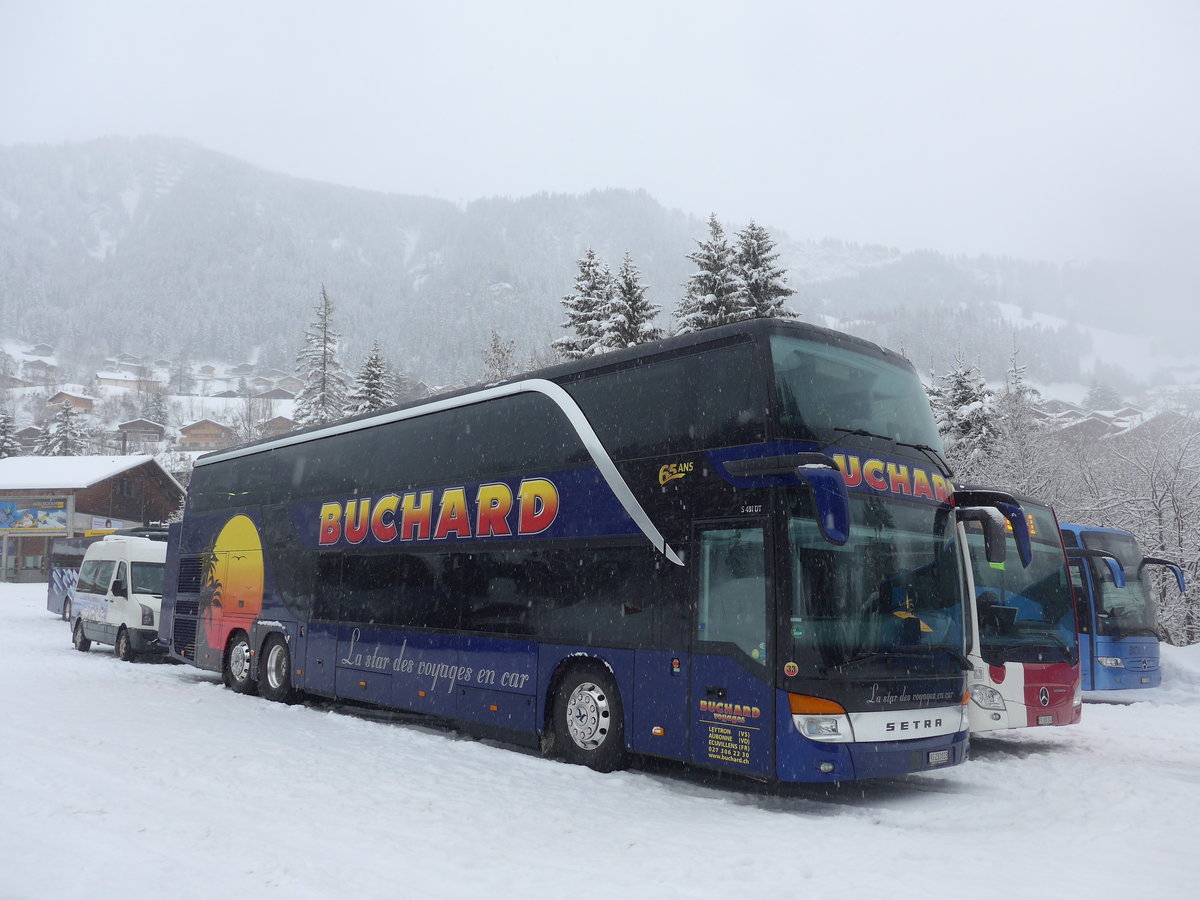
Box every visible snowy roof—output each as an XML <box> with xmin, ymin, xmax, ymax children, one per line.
<box><xmin>0</xmin><ymin>455</ymin><xmax>182</xmax><ymax>493</ymax></box>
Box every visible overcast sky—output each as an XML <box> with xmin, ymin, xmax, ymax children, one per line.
<box><xmin>2</xmin><ymin>0</ymin><xmax>1198</xmax><ymax>268</ymax></box>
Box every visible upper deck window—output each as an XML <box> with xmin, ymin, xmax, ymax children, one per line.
<box><xmin>770</xmin><ymin>334</ymin><xmax>942</xmax><ymax>450</ymax></box>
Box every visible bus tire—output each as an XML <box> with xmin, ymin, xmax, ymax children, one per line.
<box><xmin>223</xmin><ymin>631</ymin><xmax>257</xmax><ymax>695</ymax></box>
<box><xmin>116</xmin><ymin>627</ymin><xmax>134</xmax><ymax>662</ymax></box>
<box><xmin>259</xmin><ymin>634</ymin><xmax>294</xmax><ymax>704</ymax></box>
<box><xmin>549</xmin><ymin>662</ymin><xmax>627</xmax><ymax>773</ymax></box>
<box><xmin>72</xmin><ymin>619</ymin><xmax>91</xmax><ymax>652</ymax></box>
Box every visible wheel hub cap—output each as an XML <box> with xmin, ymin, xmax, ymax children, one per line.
<box><xmin>566</xmin><ymin>681</ymin><xmax>610</xmax><ymax>750</ymax></box>
<box><xmin>230</xmin><ymin>642</ymin><xmax>250</xmax><ymax>681</ymax></box>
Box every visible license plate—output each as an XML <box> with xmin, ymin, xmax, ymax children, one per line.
<box><xmin>928</xmin><ymin>749</ymin><xmax>950</xmax><ymax>766</ymax></box>
<box><xmin>1141</xmin><ymin>677</ymin><xmax>1151</xmax><ymax>684</ymax></box>
<box><xmin>1037</xmin><ymin>715</ymin><xmax>1053</xmax><ymax>726</ymax></box>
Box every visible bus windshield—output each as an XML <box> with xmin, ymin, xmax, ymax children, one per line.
<box><xmin>966</xmin><ymin>505</ymin><xmax>1077</xmax><ymax>664</ymax></box>
<box><xmin>771</xmin><ymin>334</ymin><xmax>942</xmax><ymax>448</ymax></box>
<box><xmin>787</xmin><ymin>496</ymin><xmax>967</xmax><ymax>677</ymax></box>
<box><xmin>1083</xmin><ymin>531</ymin><xmax>1158</xmax><ymax>637</ymax></box>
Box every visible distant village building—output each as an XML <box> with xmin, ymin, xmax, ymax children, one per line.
<box><xmin>260</xmin><ymin>415</ymin><xmax>296</xmax><ymax>438</ymax></box>
<box><xmin>25</xmin><ymin>343</ymin><xmax>55</xmax><ymax>357</ymax></box>
<box><xmin>255</xmin><ymin>387</ymin><xmax>295</xmax><ymax>400</ymax></box>
<box><xmin>0</xmin><ymin>455</ymin><xmax>184</xmax><ymax>583</ymax></box>
<box><xmin>46</xmin><ymin>391</ymin><xmax>96</xmax><ymax>415</ymax></box>
<box><xmin>22</xmin><ymin>359</ymin><xmax>57</xmax><ymax>384</ymax></box>
<box><xmin>115</xmin><ymin>419</ymin><xmax>167</xmax><ymax>451</ymax></box>
<box><xmin>95</xmin><ymin>370</ymin><xmax>160</xmax><ymax>391</ymax></box>
<box><xmin>178</xmin><ymin>419</ymin><xmax>235</xmax><ymax>451</ymax></box>
<box><xmin>15</xmin><ymin>427</ymin><xmax>42</xmax><ymax>453</ymax></box>
<box><xmin>276</xmin><ymin>375</ymin><xmax>304</xmax><ymax>393</ymax></box>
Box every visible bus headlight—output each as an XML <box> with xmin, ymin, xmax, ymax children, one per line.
<box><xmin>1097</xmin><ymin>657</ymin><xmax>1125</xmax><ymax>669</ymax></box>
<box><xmin>970</xmin><ymin>684</ymin><xmax>1006</xmax><ymax>711</ymax></box>
<box><xmin>789</xmin><ymin>693</ymin><xmax>855</xmax><ymax>743</ymax></box>
<box><xmin>140</xmin><ymin>604</ymin><xmax>154</xmax><ymax>626</ymax></box>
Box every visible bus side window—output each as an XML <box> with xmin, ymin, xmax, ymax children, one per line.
<box><xmin>697</xmin><ymin>527</ymin><xmax>768</xmax><ymax>665</ymax></box>
<box><xmin>1069</xmin><ymin>562</ymin><xmax>1089</xmax><ymax>634</ymax></box>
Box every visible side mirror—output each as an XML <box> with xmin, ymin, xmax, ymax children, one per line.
<box><xmin>1067</xmin><ymin>549</ymin><xmax>1126</xmax><ymax>589</ymax></box>
<box><xmin>952</xmin><ymin>490</ymin><xmax>1032</xmax><ymax>567</ymax></box>
<box><xmin>111</xmin><ymin>580</ymin><xmax>127</xmax><ymax>598</ymax></box>
<box><xmin>958</xmin><ymin>507</ymin><xmax>1007</xmax><ymax>564</ymax></box>
<box><xmin>1143</xmin><ymin>557</ymin><xmax>1187</xmax><ymax>594</ymax></box>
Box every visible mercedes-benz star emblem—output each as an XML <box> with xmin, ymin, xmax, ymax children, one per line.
<box><xmin>1038</xmin><ymin>687</ymin><xmax>1050</xmax><ymax>707</ymax></box>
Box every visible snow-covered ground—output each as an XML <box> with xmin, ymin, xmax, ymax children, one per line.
<box><xmin>4</xmin><ymin>582</ymin><xmax>1198</xmax><ymax>899</ymax></box>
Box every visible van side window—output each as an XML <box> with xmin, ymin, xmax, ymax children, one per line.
<box><xmin>78</xmin><ymin>559</ymin><xmax>116</xmax><ymax>594</ymax></box>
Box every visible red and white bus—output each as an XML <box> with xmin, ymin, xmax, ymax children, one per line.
<box><xmin>960</xmin><ymin>489</ymin><xmax>1081</xmax><ymax>731</ymax></box>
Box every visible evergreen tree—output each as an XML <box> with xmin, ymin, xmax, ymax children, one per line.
<box><xmin>603</xmin><ymin>252</ymin><xmax>662</xmax><ymax>349</ymax></box>
<box><xmin>0</xmin><ymin>410</ymin><xmax>19</xmax><ymax>458</ymax></box>
<box><xmin>674</xmin><ymin>214</ymin><xmax>750</xmax><ymax>334</ymax></box>
<box><xmin>928</xmin><ymin>353</ymin><xmax>997</xmax><ymax>476</ymax></box>
<box><xmin>34</xmin><ymin>402</ymin><xmax>87</xmax><ymax>456</ymax></box>
<box><xmin>1083</xmin><ymin>379</ymin><xmax>1123</xmax><ymax>411</ymax></box>
<box><xmin>481</xmin><ymin>328</ymin><xmax>519</xmax><ymax>382</ymax></box>
<box><xmin>293</xmin><ymin>285</ymin><xmax>350</xmax><ymax>427</ymax></box>
<box><xmin>347</xmin><ymin>342</ymin><xmax>397</xmax><ymax>415</ymax></box>
<box><xmin>553</xmin><ymin>249</ymin><xmax>615</xmax><ymax>360</ymax></box>
<box><xmin>733</xmin><ymin>220</ymin><xmax>797</xmax><ymax>319</ymax></box>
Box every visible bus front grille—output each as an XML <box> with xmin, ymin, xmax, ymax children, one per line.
<box><xmin>173</xmin><ymin>617</ymin><xmax>197</xmax><ymax>661</ymax></box>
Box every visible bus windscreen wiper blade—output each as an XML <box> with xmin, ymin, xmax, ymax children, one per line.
<box><xmin>832</xmin><ymin>426</ymin><xmax>895</xmax><ymax>443</ymax></box>
<box><xmin>896</xmin><ymin>441</ymin><xmax>954</xmax><ymax>477</ymax></box>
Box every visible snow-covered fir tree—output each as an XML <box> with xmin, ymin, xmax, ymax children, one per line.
<box><xmin>674</xmin><ymin>214</ymin><xmax>751</xmax><ymax>334</ymax></box>
<box><xmin>554</xmin><ymin>249</ymin><xmax>615</xmax><ymax>360</ymax></box>
<box><xmin>293</xmin><ymin>285</ymin><xmax>350</xmax><ymax>427</ymax></box>
<box><xmin>1084</xmin><ymin>379</ymin><xmax>1123</xmax><ymax>410</ymax></box>
<box><xmin>34</xmin><ymin>401</ymin><xmax>88</xmax><ymax>456</ymax></box>
<box><xmin>0</xmin><ymin>411</ymin><xmax>19</xmax><ymax>458</ymax></box>
<box><xmin>927</xmin><ymin>353</ymin><xmax>997</xmax><ymax>476</ymax></box>
<box><xmin>347</xmin><ymin>342</ymin><xmax>397</xmax><ymax>415</ymax></box>
<box><xmin>734</xmin><ymin>220</ymin><xmax>797</xmax><ymax>319</ymax></box>
<box><xmin>603</xmin><ymin>252</ymin><xmax>662</xmax><ymax>349</ymax></box>
<box><xmin>481</xmin><ymin>328</ymin><xmax>519</xmax><ymax>382</ymax></box>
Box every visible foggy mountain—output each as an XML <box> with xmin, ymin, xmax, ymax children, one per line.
<box><xmin>0</xmin><ymin>136</ymin><xmax>1171</xmax><ymax>392</ymax></box>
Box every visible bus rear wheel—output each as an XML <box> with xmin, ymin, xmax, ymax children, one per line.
<box><xmin>223</xmin><ymin>631</ymin><xmax>257</xmax><ymax>695</ymax></box>
<box><xmin>259</xmin><ymin>634</ymin><xmax>294</xmax><ymax>704</ymax></box>
<box><xmin>549</xmin><ymin>663</ymin><xmax>627</xmax><ymax>773</ymax></box>
<box><xmin>72</xmin><ymin>619</ymin><xmax>90</xmax><ymax>652</ymax></box>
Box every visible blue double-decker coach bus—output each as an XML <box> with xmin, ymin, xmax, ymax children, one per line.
<box><xmin>1060</xmin><ymin>523</ymin><xmax>1185</xmax><ymax>690</ymax></box>
<box><xmin>161</xmin><ymin>318</ymin><xmax>1021</xmax><ymax>783</ymax></box>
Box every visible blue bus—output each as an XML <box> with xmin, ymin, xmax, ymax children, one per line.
<box><xmin>160</xmin><ymin>317</ymin><xmax>1020</xmax><ymax>783</ymax></box>
<box><xmin>1060</xmin><ymin>524</ymin><xmax>1185</xmax><ymax>690</ymax></box>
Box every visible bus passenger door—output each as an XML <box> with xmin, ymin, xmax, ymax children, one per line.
<box><xmin>1068</xmin><ymin>560</ymin><xmax>1095</xmax><ymax>690</ymax></box>
<box><xmin>689</xmin><ymin>521</ymin><xmax>775</xmax><ymax>778</ymax></box>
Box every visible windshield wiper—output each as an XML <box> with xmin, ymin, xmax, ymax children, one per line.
<box><xmin>829</xmin><ymin>646</ymin><xmax>972</xmax><ymax>673</ymax></box>
<box><xmin>830</xmin><ymin>429</ymin><xmax>954</xmax><ymax>477</ymax></box>
<box><xmin>896</xmin><ymin>441</ymin><xmax>954</xmax><ymax>477</ymax></box>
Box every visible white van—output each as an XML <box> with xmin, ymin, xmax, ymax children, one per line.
<box><xmin>70</xmin><ymin>535</ymin><xmax>168</xmax><ymax>661</ymax></box>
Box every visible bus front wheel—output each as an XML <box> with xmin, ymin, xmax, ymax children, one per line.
<box><xmin>259</xmin><ymin>634</ymin><xmax>294</xmax><ymax>704</ymax></box>
<box><xmin>72</xmin><ymin>619</ymin><xmax>90</xmax><ymax>652</ymax></box>
<box><xmin>223</xmin><ymin>631</ymin><xmax>257</xmax><ymax>695</ymax></box>
<box><xmin>549</xmin><ymin>663</ymin><xmax>627</xmax><ymax>773</ymax></box>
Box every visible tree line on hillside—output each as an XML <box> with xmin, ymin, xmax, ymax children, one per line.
<box><xmin>928</xmin><ymin>350</ymin><xmax>1200</xmax><ymax>645</ymax></box>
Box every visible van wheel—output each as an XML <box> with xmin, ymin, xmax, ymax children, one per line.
<box><xmin>223</xmin><ymin>631</ymin><xmax>257</xmax><ymax>695</ymax></box>
<box><xmin>72</xmin><ymin>619</ymin><xmax>91</xmax><ymax>652</ymax></box>
<box><xmin>62</xmin><ymin>599</ymin><xmax>71</xmax><ymax>622</ymax></box>
<box><xmin>548</xmin><ymin>662</ymin><xmax>627</xmax><ymax>773</ymax></box>
<box><xmin>259</xmin><ymin>634</ymin><xmax>294</xmax><ymax>704</ymax></box>
<box><xmin>116</xmin><ymin>627</ymin><xmax>134</xmax><ymax>662</ymax></box>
